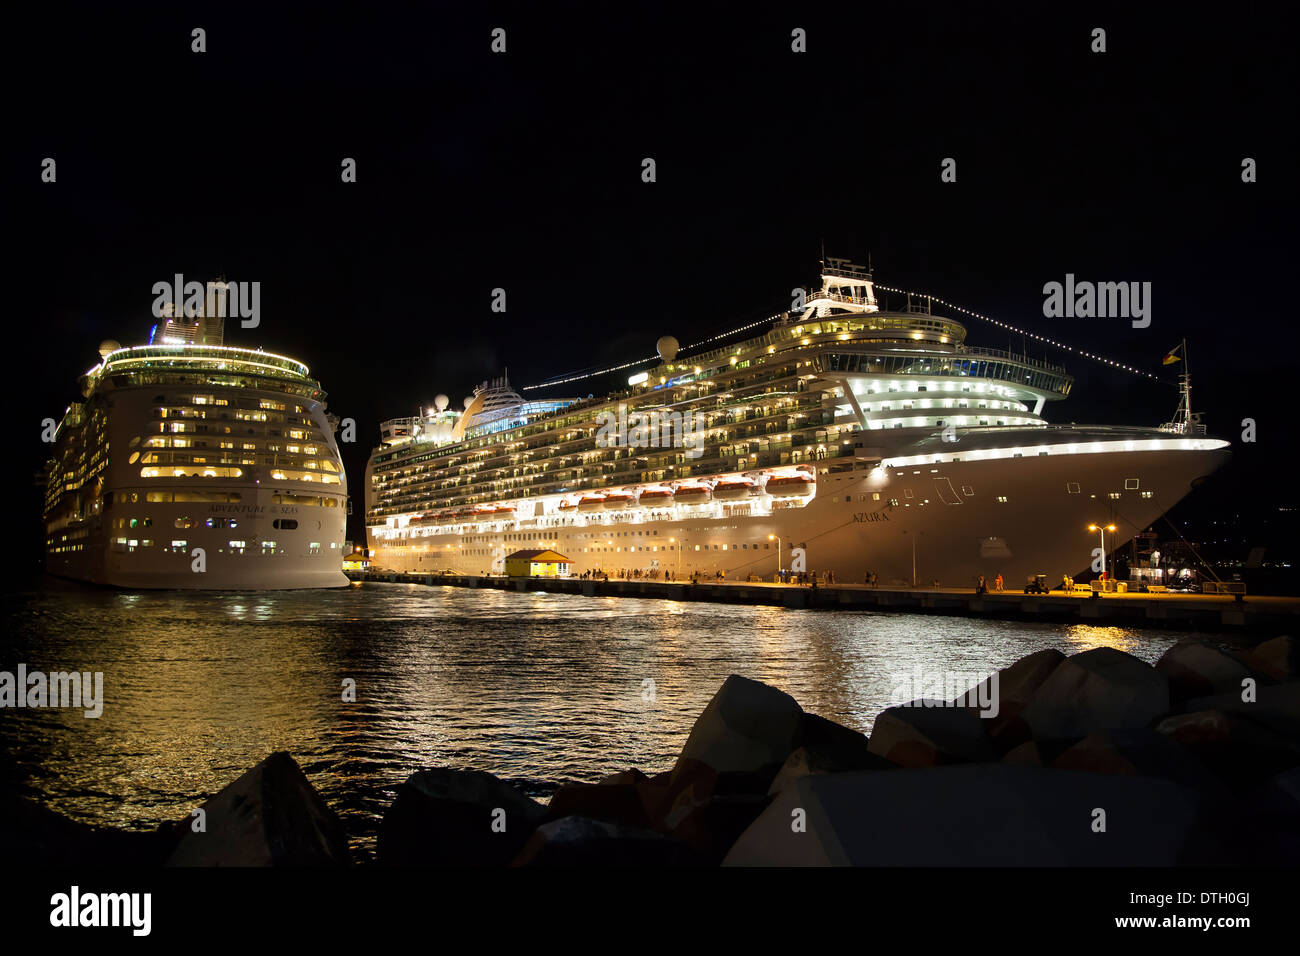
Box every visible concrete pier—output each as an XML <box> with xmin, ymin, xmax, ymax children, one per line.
<box><xmin>346</xmin><ymin>570</ymin><xmax>1299</xmax><ymax>633</ymax></box>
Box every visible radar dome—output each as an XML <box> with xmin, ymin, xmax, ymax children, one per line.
<box><xmin>656</xmin><ymin>335</ymin><xmax>679</xmax><ymax>362</ymax></box>
<box><xmin>98</xmin><ymin>340</ymin><xmax>121</xmax><ymax>360</ymax></box>
<box><xmin>434</xmin><ymin>394</ymin><xmax>450</xmax><ymax>412</ymax></box>
<box><xmin>464</xmin><ymin>396</ymin><xmax>475</xmax><ymax>410</ymax></box>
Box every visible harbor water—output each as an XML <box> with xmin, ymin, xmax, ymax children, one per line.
<box><xmin>2</xmin><ymin>577</ymin><xmax>1231</xmax><ymax>856</ymax></box>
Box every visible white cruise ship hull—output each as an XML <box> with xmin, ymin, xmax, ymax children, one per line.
<box><xmin>368</xmin><ymin>440</ymin><xmax>1229</xmax><ymax>587</ymax></box>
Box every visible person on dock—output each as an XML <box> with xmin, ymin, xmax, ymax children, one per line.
<box><xmin>994</xmin><ymin>573</ymin><xmax>1004</xmax><ymax>592</ymax></box>
<box><xmin>976</xmin><ymin>574</ymin><xmax>987</xmax><ymax>595</ymax></box>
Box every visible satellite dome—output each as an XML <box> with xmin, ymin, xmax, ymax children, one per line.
<box><xmin>98</xmin><ymin>339</ymin><xmax>121</xmax><ymax>360</ymax></box>
<box><xmin>434</xmin><ymin>394</ymin><xmax>449</xmax><ymax>412</ymax></box>
<box><xmin>656</xmin><ymin>335</ymin><xmax>679</xmax><ymax>362</ymax></box>
<box><xmin>464</xmin><ymin>396</ymin><xmax>475</xmax><ymax>409</ymax></box>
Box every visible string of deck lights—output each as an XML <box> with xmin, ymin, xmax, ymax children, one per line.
<box><xmin>523</xmin><ymin>287</ymin><xmax>1161</xmax><ymax>391</ymax></box>
<box><xmin>872</xmin><ymin>284</ymin><xmax>1160</xmax><ymax>381</ymax></box>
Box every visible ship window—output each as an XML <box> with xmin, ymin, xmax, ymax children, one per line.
<box><xmin>996</xmin><ymin>496</ymin><xmax>1008</xmax><ymax>503</ymax></box>
<box><xmin>961</xmin><ymin>486</ymin><xmax>974</xmax><ymax>496</ymax></box>
<box><xmin>904</xmin><ymin>489</ymin><xmax>914</xmax><ymax>498</ymax></box>
<box><xmin>1109</xmin><ymin>492</ymin><xmax>1121</xmax><ymax>499</ymax></box>
<box><xmin>1067</xmin><ymin>482</ymin><xmax>1080</xmax><ymax>494</ymax></box>
<box><xmin>1125</xmin><ymin>478</ymin><xmax>1140</xmax><ymax>490</ymax></box>
<box><xmin>1141</xmin><ymin>491</ymin><xmax>1154</xmax><ymax>498</ymax></box>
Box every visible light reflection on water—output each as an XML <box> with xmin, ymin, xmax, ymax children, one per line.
<box><xmin>1</xmin><ymin>579</ymin><xmax>1226</xmax><ymax>853</ymax></box>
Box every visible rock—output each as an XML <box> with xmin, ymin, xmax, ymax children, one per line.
<box><xmin>1155</xmin><ymin>709</ymin><xmax>1300</xmax><ymax>791</ymax></box>
<box><xmin>597</xmin><ymin>768</ymin><xmax>649</xmax><ymax>786</ymax></box>
<box><xmin>166</xmin><ymin>752</ymin><xmax>351</xmax><ymax>866</ymax></box>
<box><xmin>667</xmin><ymin>794</ymin><xmax>770</xmax><ymax>863</ymax></box>
<box><xmin>1051</xmin><ymin>728</ymin><xmax>1225</xmax><ymax>795</ymax></box>
<box><xmin>1155</xmin><ymin>641</ymin><xmax>1253</xmax><ymax>702</ymax></box>
<box><xmin>768</xmin><ymin>713</ymin><xmax>892</xmax><ymax>793</ymax></box>
<box><xmin>544</xmin><ymin>781</ymin><xmax>663</xmax><ymax>830</ymax></box>
<box><xmin>1</xmin><ymin>795</ymin><xmax>179</xmax><ymax>866</ymax></box>
<box><xmin>672</xmin><ymin>675</ymin><xmax>804</xmax><ymax>785</ymax></box>
<box><xmin>1246</xmin><ymin>636</ymin><xmax>1299</xmax><ymax>682</ymax></box>
<box><xmin>867</xmin><ymin>704</ymin><xmax>996</xmax><ymax>767</ymax></box>
<box><xmin>1180</xmin><ymin>767</ymin><xmax>1300</xmax><ymax>865</ymax></box>
<box><xmin>1181</xmin><ymin>682</ymin><xmax>1300</xmax><ymax>739</ymax></box>
<box><xmin>723</xmin><ymin>765</ymin><xmax>1204</xmax><ymax>866</ymax></box>
<box><xmin>953</xmin><ymin>649</ymin><xmax>1065</xmax><ymax>728</ymax></box>
<box><xmin>1020</xmin><ymin>648</ymin><xmax>1169</xmax><ymax>740</ymax></box>
<box><xmin>376</xmin><ymin>767</ymin><xmax>544</xmax><ymax>866</ymax></box>
<box><xmin>768</xmin><ymin>745</ymin><xmax>894</xmax><ymax>794</ymax></box>
<box><xmin>511</xmin><ymin>816</ymin><xmax>706</xmax><ymax>866</ymax></box>
<box><xmin>1001</xmin><ymin>737</ymin><xmax>1079</xmax><ymax>767</ymax></box>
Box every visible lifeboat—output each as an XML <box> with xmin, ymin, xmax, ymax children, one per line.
<box><xmin>764</xmin><ymin>473</ymin><xmax>816</xmax><ymax>497</ymax></box>
<box><xmin>493</xmin><ymin>504</ymin><xmax>516</xmax><ymax>515</ymax></box>
<box><xmin>602</xmin><ymin>491</ymin><xmax>636</xmax><ymax>510</ymax></box>
<box><xmin>712</xmin><ymin>477</ymin><xmax>757</xmax><ymax>500</ymax></box>
<box><xmin>557</xmin><ymin>499</ymin><xmax>577</xmax><ymax>512</ymax></box>
<box><xmin>673</xmin><ymin>483</ymin><xmax>712</xmax><ymax>504</ymax></box>
<box><xmin>637</xmin><ymin>487</ymin><xmax>672</xmax><ymax>505</ymax></box>
<box><xmin>453</xmin><ymin>508</ymin><xmax>475</xmax><ymax>519</ymax></box>
<box><xmin>435</xmin><ymin>510</ymin><xmax>456</xmax><ymax>522</ymax></box>
<box><xmin>577</xmin><ymin>493</ymin><xmax>607</xmax><ymax>513</ymax></box>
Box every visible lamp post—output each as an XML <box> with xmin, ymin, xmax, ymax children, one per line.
<box><xmin>768</xmin><ymin>534</ymin><xmax>782</xmax><ymax>580</ymax></box>
<box><xmin>1088</xmin><ymin>523</ymin><xmax>1117</xmax><ymax>578</ymax></box>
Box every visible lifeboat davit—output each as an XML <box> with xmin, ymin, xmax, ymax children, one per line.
<box><xmin>712</xmin><ymin>477</ymin><xmax>757</xmax><ymax>500</ymax></box>
<box><xmin>603</xmin><ymin>491</ymin><xmax>636</xmax><ymax>510</ymax></box>
<box><xmin>577</xmin><ymin>493</ymin><xmax>607</xmax><ymax>512</ymax></box>
<box><xmin>673</xmin><ymin>483</ymin><xmax>712</xmax><ymax>504</ymax></box>
<box><xmin>638</xmin><ymin>487</ymin><xmax>672</xmax><ymax>505</ymax></box>
<box><xmin>764</xmin><ymin>473</ymin><xmax>816</xmax><ymax>497</ymax></box>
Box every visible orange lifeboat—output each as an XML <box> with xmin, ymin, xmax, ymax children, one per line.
<box><xmin>577</xmin><ymin>493</ymin><xmax>607</xmax><ymax>513</ymax></box>
<box><xmin>493</xmin><ymin>504</ymin><xmax>516</xmax><ymax>515</ymax></box>
<box><xmin>673</xmin><ymin>483</ymin><xmax>712</xmax><ymax>504</ymax></box>
<box><xmin>602</xmin><ymin>491</ymin><xmax>636</xmax><ymax>510</ymax></box>
<box><xmin>557</xmin><ymin>499</ymin><xmax>577</xmax><ymax>512</ymax></box>
<box><xmin>764</xmin><ymin>473</ymin><xmax>816</xmax><ymax>497</ymax></box>
<box><xmin>637</xmin><ymin>487</ymin><xmax>672</xmax><ymax>505</ymax></box>
<box><xmin>712</xmin><ymin>477</ymin><xmax>757</xmax><ymax>500</ymax></box>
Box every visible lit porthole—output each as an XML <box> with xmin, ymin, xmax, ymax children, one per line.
<box><xmin>128</xmin><ymin>452</ymin><xmax>140</xmax><ymax>464</ymax></box>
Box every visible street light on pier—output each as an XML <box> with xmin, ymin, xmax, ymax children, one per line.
<box><xmin>1088</xmin><ymin>523</ymin><xmax>1118</xmax><ymax>578</ymax></box>
<box><xmin>768</xmin><ymin>534</ymin><xmax>782</xmax><ymax>578</ymax></box>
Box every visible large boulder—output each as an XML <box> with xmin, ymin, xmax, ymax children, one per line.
<box><xmin>1050</xmin><ymin>728</ymin><xmax>1225</xmax><ymax>795</ymax></box>
<box><xmin>769</xmin><ymin>714</ymin><xmax>892</xmax><ymax>793</ymax></box>
<box><xmin>867</xmin><ymin>704</ymin><xmax>996</xmax><ymax>767</ymax></box>
<box><xmin>511</xmin><ymin>815</ymin><xmax>706</xmax><ymax>866</ymax></box>
<box><xmin>1180</xmin><ymin>682</ymin><xmax>1300</xmax><ymax>739</ymax></box>
<box><xmin>1020</xmin><ymin>648</ymin><xmax>1169</xmax><ymax>740</ymax></box>
<box><xmin>1246</xmin><ymin>636</ymin><xmax>1299</xmax><ymax>682</ymax></box>
<box><xmin>672</xmin><ymin>675</ymin><xmax>804</xmax><ymax>785</ymax></box>
<box><xmin>953</xmin><ymin>649</ymin><xmax>1065</xmax><ymax>747</ymax></box>
<box><xmin>1155</xmin><ymin>641</ymin><xmax>1253</xmax><ymax>702</ymax></box>
<box><xmin>666</xmin><ymin>794</ymin><xmax>771</xmax><ymax>863</ymax></box>
<box><xmin>544</xmin><ymin>781</ymin><xmax>665</xmax><ymax>830</ymax></box>
<box><xmin>723</xmin><ymin>765</ymin><xmax>1204</xmax><ymax>866</ymax></box>
<box><xmin>165</xmin><ymin>752</ymin><xmax>351</xmax><ymax>866</ymax></box>
<box><xmin>377</xmin><ymin>768</ymin><xmax>544</xmax><ymax>866</ymax></box>
<box><xmin>1180</xmin><ymin>767</ymin><xmax>1300</xmax><ymax>865</ymax></box>
<box><xmin>1155</xmin><ymin>709</ymin><xmax>1300</xmax><ymax>791</ymax></box>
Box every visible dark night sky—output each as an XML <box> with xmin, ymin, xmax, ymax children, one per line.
<box><xmin>7</xmin><ymin>3</ymin><xmax>1297</xmax><ymax>549</ymax></box>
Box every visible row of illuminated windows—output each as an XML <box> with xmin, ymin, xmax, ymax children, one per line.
<box><xmin>163</xmin><ymin>541</ymin><xmax>337</xmax><ymax>554</ymax></box>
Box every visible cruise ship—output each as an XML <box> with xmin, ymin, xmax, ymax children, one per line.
<box><xmin>43</xmin><ymin>282</ymin><xmax>349</xmax><ymax>589</ymax></box>
<box><xmin>364</xmin><ymin>260</ymin><xmax>1229</xmax><ymax>586</ymax></box>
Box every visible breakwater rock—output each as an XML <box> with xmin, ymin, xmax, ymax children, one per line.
<box><xmin>6</xmin><ymin>637</ymin><xmax>1298</xmax><ymax>866</ymax></box>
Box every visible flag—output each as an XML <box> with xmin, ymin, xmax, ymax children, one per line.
<box><xmin>1162</xmin><ymin>344</ymin><xmax>1182</xmax><ymax>365</ymax></box>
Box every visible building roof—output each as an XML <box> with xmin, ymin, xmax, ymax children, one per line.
<box><xmin>505</xmin><ymin>549</ymin><xmax>573</xmax><ymax>563</ymax></box>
